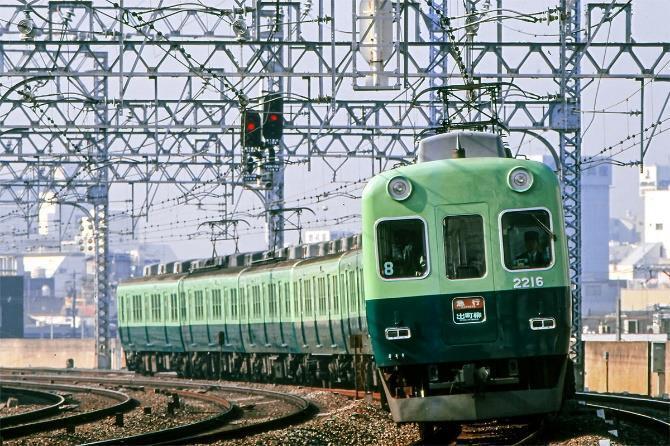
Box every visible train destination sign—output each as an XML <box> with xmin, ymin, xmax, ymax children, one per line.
<box><xmin>452</xmin><ymin>296</ymin><xmax>486</xmax><ymax>324</ymax></box>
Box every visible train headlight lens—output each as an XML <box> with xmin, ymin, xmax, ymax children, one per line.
<box><xmin>508</xmin><ymin>167</ymin><xmax>533</xmax><ymax>192</ymax></box>
<box><xmin>387</xmin><ymin>176</ymin><xmax>412</xmax><ymax>201</ymax></box>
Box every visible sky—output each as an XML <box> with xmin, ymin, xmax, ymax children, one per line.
<box><xmin>2</xmin><ymin>0</ymin><xmax>669</xmax><ymax>261</ymax></box>
<box><xmin>147</xmin><ymin>0</ymin><xmax>670</xmax><ymax>260</ymax></box>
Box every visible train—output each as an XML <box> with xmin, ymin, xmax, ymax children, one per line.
<box><xmin>117</xmin><ymin>130</ymin><xmax>573</xmax><ymax>430</ymax></box>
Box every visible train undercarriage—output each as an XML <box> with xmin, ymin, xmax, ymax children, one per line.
<box><xmin>125</xmin><ymin>350</ymin><xmax>376</xmax><ymax>390</ymax></box>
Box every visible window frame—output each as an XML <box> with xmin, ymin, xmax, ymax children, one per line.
<box><xmin>373</xmin><ymin>215</ymin><xmax>431</xmax><ymax>281</ymax></box>
<box><xmin>443</xmin><ymin>213</ymin><xmax>489</xmax><ymax>281</ymax></box>
<box><xmin>498</xmin><ymin>206</ymin><xmax>556</xmax><ymax>273</ymax></box>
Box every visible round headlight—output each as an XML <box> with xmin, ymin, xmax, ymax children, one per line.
<box><xmin>508</xmin><ymin>167</ymin><xmax>533</xmax><ymax>192</ymax></box>
<box><xmin>387</xmin><ymin>176</ymin><xmax>412</xmax><ymax>201</ymax></box>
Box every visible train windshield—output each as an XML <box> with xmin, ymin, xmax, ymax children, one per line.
<box><xmin>444</xmin><ymin>215</ymin><xmax>486</xmax><ymax>279</ymax></box>
<box><xmin>501</xmin><ymin>209</ymin><xmax>553</xmax><ymax>270</ymax></box>
<box><xmin>376</xmin><ymin>218</ymin><xmax>428</xmax><ymax>279</ymax></box>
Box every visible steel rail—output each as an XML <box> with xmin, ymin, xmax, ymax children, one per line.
<box><xmin>0</xmin><ymin>373</ymin><xmax>312</xmax><ymax>445</ymax></box>
<box><xmin>80</xmin><ymin>389</ymin><xmax>236</xmax><ymax>446</ymax></box>
<box><xmin>576</xmin><ymin>392</ymin><xmax>670</xmax><ymax>436</ymax></box>
<box><xmin>0</xmin><ymin>380</ymin><xmax>136</xmax><ymax>441</ymax></box>
<box><xmin>0</xmin><ymin>386</ymin><xmax>66</xmax><ymax>427</ymax></box>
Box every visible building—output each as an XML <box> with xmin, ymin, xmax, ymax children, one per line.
<box><xmin>581</xmin><ymin>161</ymin><xmax>618</xmax><ymax>314</ymax></box>
<box><xmin>0</xmin><ymin>275</ymin><xmax>24</xmax><ymax>338</ymax></box>
<box><xmin>641</xmin><ymin>165</ymin><xmax>670</xmax><ymax>255</ymax></box>
<box><xmin>303</xmin><ymin>229</ymin><xmax>355</xmax><ymax>244</ymax></box>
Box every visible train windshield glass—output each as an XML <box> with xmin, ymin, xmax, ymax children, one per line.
<box><xmin>444</xmin><ymin>215</ymin><xmax>486</xmax><ymax>279</ymax></box>
<box><xmin>501</xmin><ymin>209</ymin><xmax>553</xmax><ymax>270</ymax></box>
<box><xmin>376</xmin><ymin>218</ymin><xmax>428</xmax><ymax>279</ymax></box>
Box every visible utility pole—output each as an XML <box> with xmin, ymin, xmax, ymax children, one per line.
<box><xmin>71</xmin><ymin>271</ymin><xmax>77</xmax><ymax>338</ymax></box>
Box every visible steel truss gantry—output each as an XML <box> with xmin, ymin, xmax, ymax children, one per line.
<box><xmin>0</xmin><ymin>1</ymin><xmax>664</xmax><ymax>371</ymax></box>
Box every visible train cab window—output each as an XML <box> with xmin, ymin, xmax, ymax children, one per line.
<box><xmin>444</xmin><ymin>215</ymin><xmax>486</xmax><ymax>279</ymax></box>
<box><xmin>501</xmin><ymin>209</ymin><xmax>554</xmax><ymax>270</ymax></box>
<box><xmin>376</xmin><ymin>218</ymin><xmax>428</xmax><ymax>279</ymax></box>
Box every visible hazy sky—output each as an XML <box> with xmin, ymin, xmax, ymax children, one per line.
<box><xmin>5</xmin><ymin>1</ymin><xmax>666</xmax><ymax>260</ymax></box>
<box><xmin>145</xmin><ymin>0</ymin><xmax>670</xmax><ymax>261</ymax></box>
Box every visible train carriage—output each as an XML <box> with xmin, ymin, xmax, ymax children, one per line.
<box><xmin>362</xmin><ymin>131</ymin><xmax>572</xmax><ymax>424</ymax></box>
<box><xmin>117</xmin><ymin>130</ymin><xmax>572</xmax><ymax>427</ymax></box>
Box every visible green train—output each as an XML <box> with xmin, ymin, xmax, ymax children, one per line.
<box><xmin>117</xmin><ymin>131</ymin><xmax>572</xmax><ymax>426</ymax></box>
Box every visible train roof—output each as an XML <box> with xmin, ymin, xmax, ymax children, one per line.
<box><xmin>120</xmin><ymin>235</ymin><xmax>362</xmax><ymax>286</ymax></box>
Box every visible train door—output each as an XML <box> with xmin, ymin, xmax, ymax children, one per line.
<box><xmin>176</xmin><ymin>279</ymin><xmax>187</xmax><ymax>351</ymax></box>
<box><xmin>142</xmin><ymin>290</ymin><xmax>151</xmax><ymax>348</ymax></box>
<box><xmin>161</xmin><ymin>289</ymin><xmax>170</xmax><ymax>348</ymax></box>
<box><xmin>435</xmin><ymin>203</ymin><xmax>497</xmax><ymax>344</ymax></box>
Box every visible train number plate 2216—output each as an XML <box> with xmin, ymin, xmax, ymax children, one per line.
<box><xmin>452</xmin><ymin>297</ymin><xmax>486</xmax><ymax>324</ymax></box>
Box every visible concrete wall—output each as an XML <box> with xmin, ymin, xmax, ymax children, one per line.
<box><xmin>0</xmin><ymin>338</ymin><xmax>123</xmax><ymax>369</ymax></box>
<box><xmin>585</xmin><ymin>341</ymin><xmax>650</xmax><ymax>395</ymax></box>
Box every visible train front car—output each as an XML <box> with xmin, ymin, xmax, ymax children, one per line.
<box><xmin>362</xmin><ymin>131</ymin><xmax>572</xmax><ymax>424</ymax></box>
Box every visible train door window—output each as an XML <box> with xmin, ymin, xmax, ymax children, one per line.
<box><xmin>284</xmin><ymin>282</ymin><xmax>291</xmax><ymax>317</ymax></box>
<box><xmin>340</xmin><ymin>274</ymin><xmax>347</xmax><ymax>313</ymax></box>
<box><xmin>357</xmin><ymin>269</ymin><xmax>364</xmax><ymax>309</ymax></box>
<box><xmin>240</xmin><ymin>287</ymin><xmax>247</xmax><ymax>319</ymax></box>
<box><xmin>376</xmin><ymin>218</ymin><xmax>428</xmax><ymax>279</ymax></box>
<box><xmin>212</xmin><ymin>289</ymin><xmax>222</xmax><ymax>320</ymax></box>
<box><xmin>444</xmin><ymin>215</ymin><xmax>487</xmax><ymax>279</ymax></box>
<box><xmin>296</xmin><ymin>280</ymin><xmax>302</xmax><ymax>316</ymax></box>
<box><xmin>268</xmin><ymin>284</ymin><xmax>277</xmax><ymax>318</ymax></box>
<box><xmin>331</xmin><ymin>275</ymin><xmax>339</xmax><ymax>313</ymax></box>
<box><xmin>501</xmin><ymin>209</ymin><xmax>554</xmax><ymax>270</ymax></box>
<box><xmin>230</xmin><ymin>289</ymin><xmax>238</xmax><ymax>319</ymax></box>
<box><xmin>194</xmin><ymin>291</ymin><xmax>204</xmax><ymax>320</ymax></box>
<box><xmin>170</xmin><ymin>293</ymin><xmax>178</xmax><ymax>322</ymax></box>
<box><xmin>348</xmin><ymin>270</ymin><xmax>357</xmax><ymax>312</ymax></box>
<box><xmin>179</xmin><ymin>292</ymin><xmax>186</xmax><ymax>321</ymax></box>
<box><xmin>317</xmin><ymin>277</ymin><xmax>328</xmax><ymax>316</ymax></box>
<box><xmin>223</xmin><ymin>289</ymin><xmax>229</xmax><ymax>318</ymax></box>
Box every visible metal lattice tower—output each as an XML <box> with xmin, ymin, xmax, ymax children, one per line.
<box><xmin>559</xmin><ymin>0</ymin><xmax>583</xmax><ymax>387</ymax></box>
<box><xmin>0</xmin><ymin>1</ymin><xmax>665</xmax><ymax>369</ymax></box>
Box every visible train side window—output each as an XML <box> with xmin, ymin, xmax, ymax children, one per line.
<box><xmin>252</xmin><ymin>285</ymin><xmax>261</xmax><ymax>318</ymax></box>
<box><xmin>501</xmin><ymin>209</ymin><xmax>554</xmax><ymax>270</ymax></box>
<box><xmin>376</xmin><ymin>218</ymin><xmax>428</xmax><ymax>279</ymax></box>
<box><xmin>304</xmin><ymin>279</ymin><xmax>313</xmax><ymax>316</ymax></box>
<box><xmin>151</xmin><ymin>293</ymin><xmax>161</xmax><ymax>322</ymax></box>
<box><xmin>212</xmin><ymin>289</ymin><xmax>222</xmax><ymax>320</ymax></box>
<box><xmin>194</xmin><ymin>290</ymin><xmax>204</xmax><ymax>320</ymax></box>
<box><xmin>444</xmin><ymin>215</ymin><xmax>486</xmax><ymax>279</ymax></box>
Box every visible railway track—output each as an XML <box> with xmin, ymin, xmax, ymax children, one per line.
<box><xmin>0</xmin><ymin>380</ymin><xmax>136</xmax><ymax>441</ymax></box>
<box><xmin>0</xmin><ymin>371</ymin><xmax>312</xmax><ymax>445</ymax></box>
<box><xmin>3</xmin><ymin>368</ymin><xmax>669</xmax><ymax>445</ymax></box>
<box><xmin>0</xmin><ymin>385</ymin><xmax>66</xmax><ymax>426</ymax></box>
<box><xmin>576</xmin><ymin>391</ymin><xmax>670</xmax><ymax>437</ymax></box>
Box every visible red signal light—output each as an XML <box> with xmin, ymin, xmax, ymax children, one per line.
<box><xmin>268</xmin><ymin>113</ymin><xmax>280</xmax><ymax>122</ymax></box>
<box><xmin>246</xmin><ymin>122</ymin><xmax>257</xmax><ymax>132</ymax></box>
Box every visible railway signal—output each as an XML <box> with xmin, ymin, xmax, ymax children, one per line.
<box><xmin>242</xmin><ymin>109</ymin><xmax>262</xmax><ymax>147</ymax></box>
<box><xmin>262</xmin><ymin>93</ymin><xmax>283</xmax><ymax>141</ymax></box>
